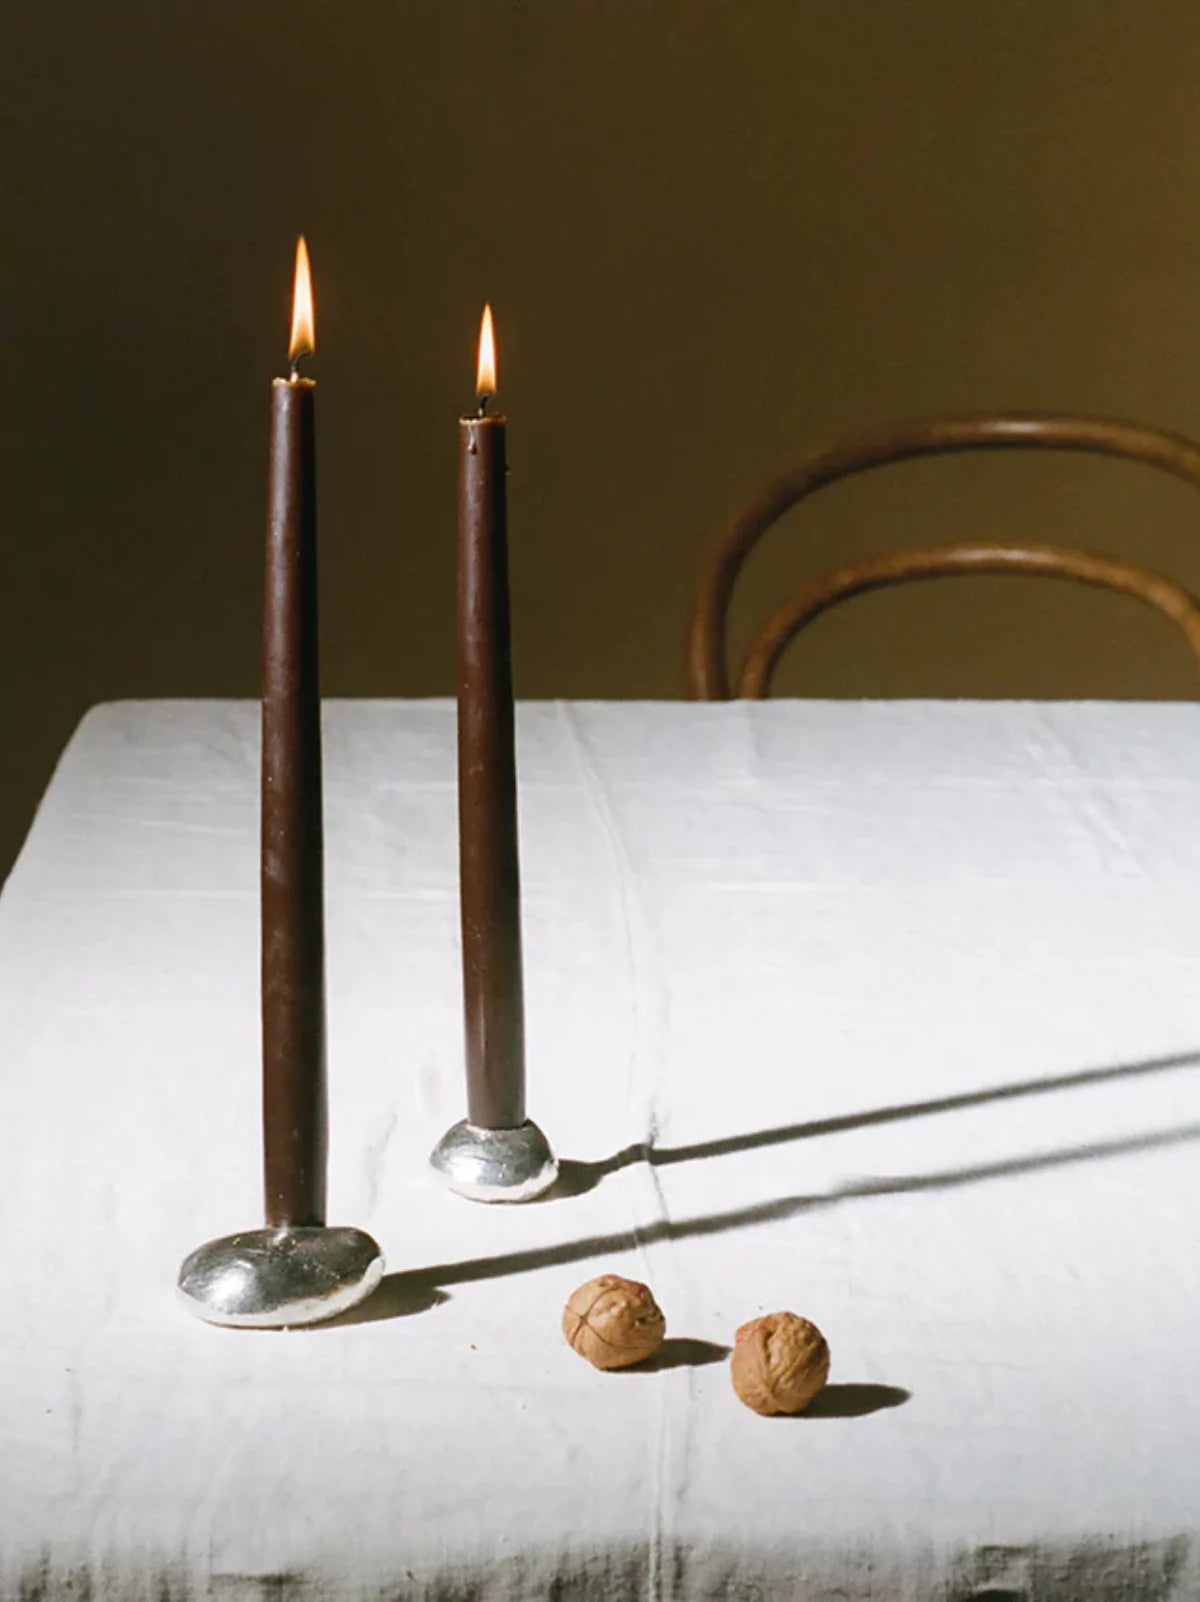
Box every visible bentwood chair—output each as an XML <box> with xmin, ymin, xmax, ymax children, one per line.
<box><xmin>686</xmin><ymin>414</ymin><xmax>1200</xmax><ymax>699</ymax></box>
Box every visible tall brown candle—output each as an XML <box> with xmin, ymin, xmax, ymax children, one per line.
<box><xmin>261</xmin><ymin>237</ymin><xmax>327</xmax><ymax>1226</ymax></box>
<box><xmin>458</xmin><ymin>304</ymin><xmax>526</xmax><ymax>1130</ymax></box>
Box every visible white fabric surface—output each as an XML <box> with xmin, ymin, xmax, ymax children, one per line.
<box><xmin>2</xmin><ymin>698</ymin><xmax>1199</xmax><ymax>1601</ymax></box>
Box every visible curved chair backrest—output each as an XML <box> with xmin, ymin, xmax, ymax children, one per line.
<box><xmin>686</xmin><ymin>414</ymin><xmax>1200</xmax><ymax>699</ymax></box>
<box><xmin>739</xmin><ymin>540</ymin><xmax>1200</xmax><ymax>698</ymax></box>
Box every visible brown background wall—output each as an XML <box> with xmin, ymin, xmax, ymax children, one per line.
<box><xmin>5</xmin><ymin>2</ymin><xmax>1200</xmax><ymax>879</ymax></box>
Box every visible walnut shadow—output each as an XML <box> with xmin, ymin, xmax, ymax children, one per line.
<box><xmin>624</xmin><ymin>1337</ymin><xmax>730</xmax><ymax>1372</ymax></box>
<box><xmin>799</xmin><ymin>1382</ymin><xmax>910</xmax><ymax>1418</ymax></box>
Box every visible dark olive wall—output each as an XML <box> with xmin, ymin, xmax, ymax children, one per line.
<box><xmin>6</xmin><ymin>2</ymin><xmax>1200</xmax><ymax>876</ymax></box>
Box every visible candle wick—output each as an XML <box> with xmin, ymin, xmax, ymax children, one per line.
<box><xmin>478</xmin><ymin>394</ymin><xmax>490</xmax><ymax>417</ymax></box>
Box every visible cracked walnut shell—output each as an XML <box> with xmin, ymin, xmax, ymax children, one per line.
<box><xmin>562</xmin><ymin>1274</ymin><xmax>666</xmax><ymax>1370</ymax></box>
<box><xmin>731</xmin><ymin>1312</ymin><xmax>830</xmax><ymax>1415</ymax></box>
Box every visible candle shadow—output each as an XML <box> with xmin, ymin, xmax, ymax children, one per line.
<box><xmin>332</xmin><ymin>1112</ymin><xmax>1200</xmax><ymax>1327</ymax></box>
<box><xmin>312</xmin><ymin>1277</ymin><xmax>448</xmax><ymax>1329</ymax></box>
<box><xmin>549</xmin><ymin>1047</ymin><xmax>1200</xmax><ymax>1199</ymax></box>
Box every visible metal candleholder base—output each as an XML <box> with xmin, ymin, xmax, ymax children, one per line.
<box><xmin>429</xmin><ymin>1118</ymin><xmax>559</xmax><ymax>1203</ymax></box>
<box><xmin>177</xmin><ymin>1225</ymin><xmax>385</xmax><ymax>1329</ymax></box>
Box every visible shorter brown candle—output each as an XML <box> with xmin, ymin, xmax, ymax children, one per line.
<box><xmin>261</xmin><ymin>237</ymin><xmax>327</xmax><ymax>1226</ymax></box>
<box><xmin>458</xmin><ymin>305</ymin><xmax>526</xmax><ymax>1129</ymax></box>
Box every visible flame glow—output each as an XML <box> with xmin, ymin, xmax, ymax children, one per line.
<box><xmin>288</xmin><ymin>237</ymin><xmax>315</xmax><ymax>366</ymax></box>
<box><xmin>476</xmin><ymin>303</ymin><xmax>496</xmax><ymax>400</ymax></box>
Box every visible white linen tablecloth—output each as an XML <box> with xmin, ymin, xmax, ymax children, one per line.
<box><xmin>2</xmin><ymin>698</ymin><xmax>1199</xmax><ymax>1601</ymax></box>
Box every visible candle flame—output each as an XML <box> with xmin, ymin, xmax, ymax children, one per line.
<box><xmin>288</xmin><ymin>237</ymin><xmax>315</xmax><ymax>367</ymax></box>
<box><xmin>476</xmin><ymin>303</ymin><xmax>496</xmax><ymax>401</ymax></box>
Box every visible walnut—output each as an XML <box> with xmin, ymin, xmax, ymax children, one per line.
<box><xmin>730</xmin><ymin>1312</ymin><xmax>829</xmax><ymax>1415</ymax></box>
<box><xmin>562</xmin><ymin>1274</ymin><xmax>666</xmax><ymax>1370</ymax></box>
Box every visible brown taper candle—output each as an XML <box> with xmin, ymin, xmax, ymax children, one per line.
<box><xmin>458</xmin><ymin>304</ymin><xmax>526</xmax><ymax>1129</ymax></box>
<box><xmin>261</xmin><ymin>237</ymin><xmax>327</xmax><ymax>1226</ymax></box>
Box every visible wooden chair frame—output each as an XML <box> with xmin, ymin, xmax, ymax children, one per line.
<box><xmin>685</xmin><ymin>414</ymin><xmax>1200</xmax><ymax>700</ymax></box>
